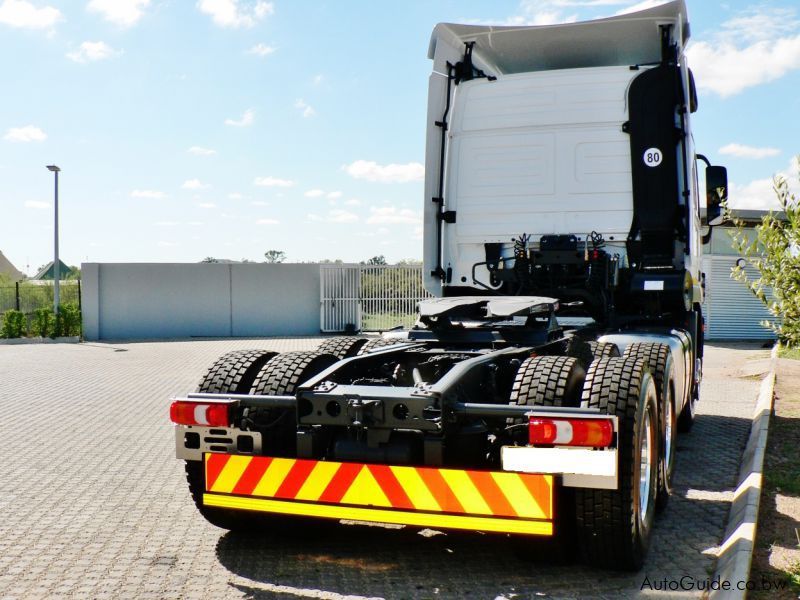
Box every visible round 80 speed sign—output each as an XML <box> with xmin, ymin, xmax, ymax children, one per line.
<box><xmin>643</xmin><ymin>147</ymin><xmax>662</xmax><ymax>167</ymax></box>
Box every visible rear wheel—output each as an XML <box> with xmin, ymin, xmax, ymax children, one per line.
<box><xmin>509</xmin><ymin>356</ymin><xmax>585</xmax><ymax>562</ymax></box>
<box><xmin>623</xmin><ymin>343</ymin><xmax>676</xmax><ymax>512</ymax></box>
<box><xmin>248</xmin><ymin>351</ymin><xmax>339</xmax><ymax>456</ymax></box>
<box><xmin>567</xmin><ymin>339</ymin><xmax>620</xmax><ymax>368</ymax></box>
<box><xmin>196</xmin><ymin>349</ymin><xmax>278</xmax><ymax>394</ymax></box>
<box><xmin>187</xmin><ymin>349</ymin><xmax>278</xmax><ymax>530</ymax></box>
<box><xmin>316</xmin><ymin>336</ymin><xmax>368</xmax><ymax>359</ymax></box>
<box><xmin>576</xmin><ymin>357</ymin><xmax>658</xmax><ymax>571</ymax></box>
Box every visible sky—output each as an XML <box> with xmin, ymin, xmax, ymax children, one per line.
<box><xmin>0</xmin><ymin>0</ymin><xmax>798</xmax><ymax>273</ymax></box>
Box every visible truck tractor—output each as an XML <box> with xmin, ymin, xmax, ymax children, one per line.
<box><xmin>170</xmin><ymin>0</ymin><xmax>727</xmax><ymax>570</ymax></box>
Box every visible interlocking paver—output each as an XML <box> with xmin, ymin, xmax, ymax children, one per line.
<box><xmin>0</xmin><ymin>339</ymin><xmax>768</xmax><ymax>599</ymax></box>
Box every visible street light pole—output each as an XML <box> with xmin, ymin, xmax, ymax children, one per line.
<box><xmin>46</xmin><ymin>165</ymin><xmax>61</xmax><ymax>314</ymax></box>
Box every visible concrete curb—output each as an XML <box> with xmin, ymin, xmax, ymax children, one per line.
<box><xmin>709</xmin><ymin>344</ymin><xmax>778</xmax><ymax>600</ymax></box>
<box><xmin>0</xmin><ymin>336</ymin><xmax>80</xmax><ymax>345</ymax></box>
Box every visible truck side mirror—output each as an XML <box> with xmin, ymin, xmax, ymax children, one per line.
<box><xmin>705</xmin><ymin>165</ymin><xmax>727</xmax><ymax>226</ymax></box>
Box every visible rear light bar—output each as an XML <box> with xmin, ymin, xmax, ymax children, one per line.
<box><xmin>170</xmin><ymin>400</ymin><xmax>235</xmax><ymax>427</ymax></box>
<box><xmin>528</xmin><ymin>417</ymin><xmax>614</xmax><ymax>448</ymax></box>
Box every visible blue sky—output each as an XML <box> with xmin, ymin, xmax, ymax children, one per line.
<box><xmin>1</xmin><ymin>0</ymin><xmax>798</xmax><ymax>273</ymax></box>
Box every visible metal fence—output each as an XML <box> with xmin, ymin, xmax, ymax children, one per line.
<box><xmin>0</xmin><ymin>282</ymin><xmax>81</xmax><ymax>315</ymax></box>
<box><xmin>320</xmin><ymin>265</ymin><xmax>432</xmax><ymax>333</ymax></box>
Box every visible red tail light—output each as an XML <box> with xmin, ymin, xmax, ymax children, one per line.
<box><xmin>170</xmin><ymin>400</ymin><xmax>233</xmax><ymax>427</ymax></box>
<box><xmin>528</xmin><ymin>417</ymin><xmax>614</xmax><ymax>448</ymax></box>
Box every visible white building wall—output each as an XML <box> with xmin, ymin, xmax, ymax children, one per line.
<box><xmin>81</xmin><ymin>263</ymin><xmax>321</xmax><ymax>340</ymax></box>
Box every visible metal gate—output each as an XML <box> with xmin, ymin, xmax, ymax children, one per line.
<box><xmin>320</xmin><ymin>265</ymin><xmax>361</xmax><ymax>333</ymax></box>
<box><xmin>320</xmin><ymin>264</ymin><xmax>432</xmax><ymax>333</ymax></box>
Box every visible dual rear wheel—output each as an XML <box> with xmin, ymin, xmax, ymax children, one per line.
<box><xmin>511</xmin><ymin>341</ymin><xmax>676</xmax><ymax>571</ymax></box>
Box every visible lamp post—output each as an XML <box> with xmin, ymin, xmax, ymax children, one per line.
<box><xmin>46</xmin><ymin>165</ymin><xmax>61</xmax><ymax>314</ymax></box>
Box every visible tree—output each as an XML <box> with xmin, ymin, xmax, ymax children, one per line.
<box><xmin>264</xmin><ymin>250</ymin><xmax>287</xmax><ymax>264</ymax></box>
<box><xmin>66</xmin><ymin>266</ymin><xmax>81</xmax><ymax>280</ymax></box>
<box><xmin>201</xmin><ymin>257</ymin><xmax>219</xmax><ymax>263</ymax></box>
<box><xmin>730</xmin><ymin>161</ymin><xmax>800</xmax><ymax>346</ymax></box>
<box><xmin>364</xmin><ymin>255</ymin><xmax>387</xmax><ymax>266</ymax></box>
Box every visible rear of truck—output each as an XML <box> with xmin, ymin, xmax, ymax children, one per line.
<box><xmin>171</xmin><ymin>0</ymin><xmax>728</xmax><ymax>571</ymax></box>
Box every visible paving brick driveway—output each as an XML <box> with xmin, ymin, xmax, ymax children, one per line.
<box><xmin>0</xmin><ymin>339</ymin><xmax>771</xmax><ymax>599</ymax></box>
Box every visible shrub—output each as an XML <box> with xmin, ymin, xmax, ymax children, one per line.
<box><xmin>730</xmin><ymin>160</ymin><xmax>800</xmax><ymax>347</ymax></box>
<box><xmin>31</xmin><ymin>308</ymin><xmax>55</xmax><ymax>338</ymax></box>
<box><xmin>1</xmin><ymin>310</ymin><xmax>26</xmax><ymax>338</ymax></box>
<box><xmin>56</xmin><ymin>303</ymin><xmax>82</xmax><ymax>337</ymax></box>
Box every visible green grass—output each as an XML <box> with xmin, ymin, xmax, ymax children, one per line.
<box><xmin>779</xmin><ymin>346</ymin><xmax>800</xmax><ymax>360</ymax></box>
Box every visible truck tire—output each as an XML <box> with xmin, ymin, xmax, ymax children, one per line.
<box><xmin>509</xmin><ymin>356</ymin><xmax>585</xmax><ymax>563</ymax></box>
<box><xmin>510</xmin><ymin>355</ymin><xmax>585</xmax><ymax>408</ymax></box>
<box><xmin>567</xmin><ymin>339</ymin><xmax>619</xmax><ymax>368</ymax></box>
<box><xmin>248</xmin><ymin>351</ymin><xmax>339</xmax><ymax>456</ymax></box>
<box><xmin>196</xmin><ymin>349</ymin><xmax>278</xmax><ymax>394</ymax></box>
<box><xmin>187</xmin><ymin>349</ymin><xmax>278</xmax><ymax>531</ymax></box>
<box><xmin>316</xmin><ymin>337</ymin><xmax>368</xmax><ymax>359</ymax></box>
<box><xmin>185</xmin><ymin>460</ymin><xmax>259</xmax><ymax>531</ymax></box>
<box><xmin>576</xmin><ymin>357</ymin><xmax>659</xmax><ymax>571</ymax></box>
<box><xmin>623</xmin><ymin>343</ymin><xmax>676</xmax><ymax>512</ymax></box>
<box><xmin>356</xmin><ymin>338</ymin><xmax>410</xmax><ymax>355</ymax></box>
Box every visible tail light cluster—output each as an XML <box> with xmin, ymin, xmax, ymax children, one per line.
<box><xmin>170</xmin><ymin>400</ymin><xmax>235</xmax><ymax>427</ymax></box>
<box><xmin>528</xmin><ymin>417</ymin><xmax>614</xmax><ymax>448</ymax></box>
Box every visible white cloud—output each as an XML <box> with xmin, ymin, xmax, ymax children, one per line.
<box><xmin>0</xmin><ymin>0</ymin><xmax>61</xmax><ymax>29</ymax></box>
<box><xmin>250</xmin><ymin>200</ymin><xmax>268</xmax><ymax>206</ymax></box>
<box><xmin>312</xmin><ymin>74</ymin><xmax>324</xmax><ymax>85</ymax></box>
<box><xmin>326</xmin><ymin>191</ymin><xmax>342</xmax><ymax>200</ymax></box>
<box><xmin>67</xmin><ymin>41</ymin><xmax>118</xmax><ymax>63</ymax></box>
<box><xmin>228</xmin><ymin>192</ymin><xmax>243</xmax><ymax>199</ymax></box>
<box><xmin>154</xmin><ymin>221</ymin><xmax>180</xmax><ymax>226</ymax></box>
<box><xmin>4</xmin><ymin>125</ymin><xmax>46</xmax><ymax>142</ymax></box>
<box><xmin>343</xmin><ymin>160</ymin><xmax>424</xmax><ymax>183</ymax></box>
<box><xmin>344</xmin><ymin>198</ymin><xmax>362</xmax><ymax>206</ymax></box>
<box><xmin>304</xmin><ymin>189</ymin><xmax>324</xmax><ymax>198</ymax></box>
<box><xmin>198</xmin><ymin>202</ymin><xmax>216</xmax><ymax>208</ymax></box>
<box><xmin>256</xmin><ymin>218</ymin><xmax>280</xmax><ymax>225</ymax></box>
<box><xmin>131</xmin><ymin>189</ymin><xmax>166</xmax><ymax>199</ymax></box>
<box><xmin>719</xmin><ymin>144</ymin><xmax>780</xmax><ymax>160</ymax></box>
<box><xmin>87</xmin><ymin>0</ymin><xmax>150</xmax><ymax>27</ymax></box>
<box><xmin>308</xmin><ymin>209</ymin><xmax>359</xmax><ymax>224</ymax></box>
<box><xmin>328</xmin><ymin>209</ymin><xmax>358</xmax><ymax>223</ymax></box>
<box><xmin>254</xmin><ymin>176</ymin><xmax>295</xmax><ymax>187</ymax></box>
<box><xmin>182</xmin><ymin>178</ymin><xmax>209</xmax><ymax>190</ymax></box>
<box><xmin>728</xmin><ymin>157</ymin><xmax>799</xmax><ymax>210</ymax></box>
<box><xmin>687</xmin><ymin>37</ymin><xmax>800</xmax><ymax>98</ymax></box>
<box><xmin>295</xmin><ymin>98</ymin><xmax>316</xmax><ymax>118</ymax></box>
<box><xmin>188</xmin><ymin>146</ymin><xmax>216</xmax><ymax>156</ymax></box>
<box><xmin>197</xmin><ymin>0</ymin><xmax>273</xmax><ymax>29</ymax></box>
<box><xmin>188</xmin><ymin>221</ymin><xmax>204</xmax><ymax>226</ymax></box>
<box><xmin>718</xmin><ymin>7</ymin><xmax>800</xmax><ymax>44</ymax></box>
<box><xmin>157</xmin><ymin>241</ymin><xmax>179</xmax><ymax>247</ymax></box>
<box><xmin>225</xmin><ymin>108</ymin><xmax>255</xmax><ymax>127</ymax></box>
<box><xmin>686</xmin><ymin>7</ymin><xmax>800</xmax><ymax>98</ymax></box>
<box><xmin>24</xmin><ymin>200</ymin><xmax>50</xmax><ymax>209</ymax></box>
<box><xmin>247</xmin><ymin>43</ymin><xmax>275</xmax><ymax>56</ymax></box>
<box><xmin>366</xmin><ymin>207</ymin><xmax>422</xmax><ymax>225</ymax></box>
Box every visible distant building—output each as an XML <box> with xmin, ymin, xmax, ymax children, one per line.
<box><xmin>701</xmin><ymin>209</ymin><xmax>785</xmax><ymax>341</ymax></box>
<box><xmin>32</xmin><ymin>260</ymin><xmax>74</xmax><ymax>281</ymax></box>
<box><xmin>0</xmin><ymin>251</ymin><xmax>24</xmax><ymax>282</ymax></box>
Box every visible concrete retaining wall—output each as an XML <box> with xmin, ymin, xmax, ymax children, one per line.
<box><xmin>81</xmin><ymin>263</ymin><xmax>321</xmax><ymax>340</ymax></box>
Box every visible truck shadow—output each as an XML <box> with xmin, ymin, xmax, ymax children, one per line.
<box><xmin>213</xmin><ymin>413</ymin><xmax>752</xmax><ymax>599</ymax></box>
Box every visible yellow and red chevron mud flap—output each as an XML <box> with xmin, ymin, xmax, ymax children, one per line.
<box><xmin>203</xmin><ymin>454</ymin><xmax>553</xmax><ymax>535</ymax></box>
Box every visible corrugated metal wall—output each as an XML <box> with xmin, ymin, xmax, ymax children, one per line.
<box><xmin>702</xmin><ymin>255</ymin><xmax>776</xmax><ymax>340</ymax></box>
